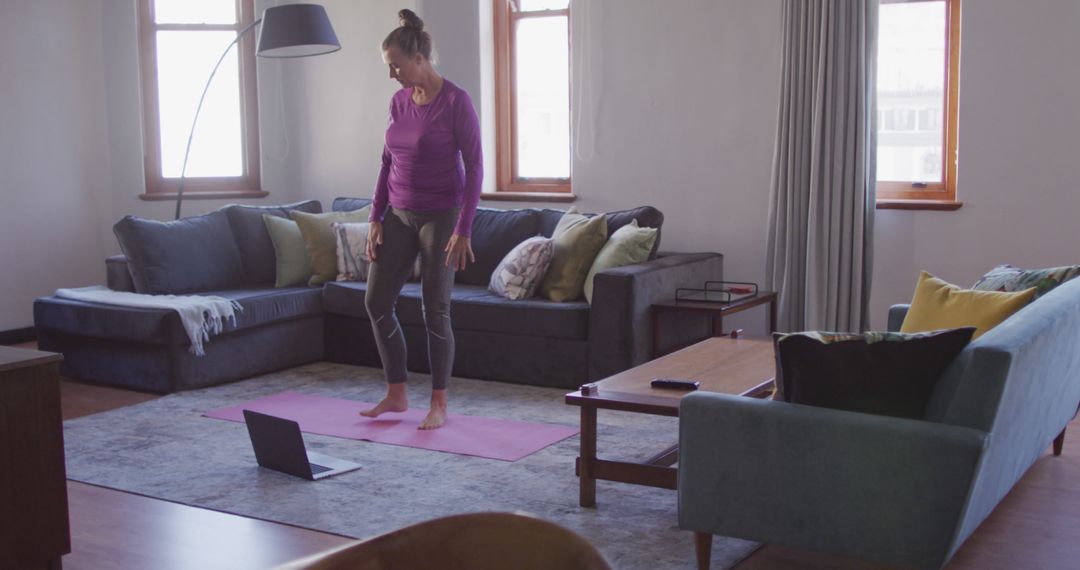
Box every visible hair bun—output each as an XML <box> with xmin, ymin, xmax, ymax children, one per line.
<box><xmin>398</xmin><ymin>9</ymin><xmax>424</xmax><ymax>31</ymax></box>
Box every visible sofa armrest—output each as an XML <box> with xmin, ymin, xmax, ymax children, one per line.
<box><xmin>888</xmin><ymin>303</ymin><xmax>910</xmax><ymax>332</ymax></box>
<box><xmin>678</xmin><ymin>392</ymin><xmax>987</xmax><ymax>570</ymax></box>
<box><xmin>587</xmin><ymin>252</ymin><xmax>722</xmax><ymax>380</ymax></box>
<box><xmin>106</xmin><ymin>255</ymin><xmax>136</xmax><ymax>292</ymax></box>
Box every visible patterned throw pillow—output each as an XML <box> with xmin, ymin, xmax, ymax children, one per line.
<box><xmin>489</xmin><ymin>237</ymin><xmax>555</xmax><ymax>300</ymax></box>
<box><xmin>972</xmin><ymin>264</ymin><xmax>1080</xmax><ymax>299</ymax></box>
<box><xmin>333</xmin><ymin>222</ymin><xmax>371</xmax><ymax>282</ymax></box>
<box><xmin>773</xmin><ymin>327</ymin><xmax>976</xmax><ymax>419</ymax></box>
<box><xmin>333</xmin><ymin>222</ymin><xmax>423</xmax><ymax>283</ymax></box>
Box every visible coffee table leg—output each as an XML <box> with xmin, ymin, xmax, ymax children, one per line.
<box><xmin>580</xmin><ymin>405</ymin><xmax>597</xmax><ymax>507</ymax></box>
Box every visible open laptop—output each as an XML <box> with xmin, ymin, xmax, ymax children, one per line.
<box><xmin>242</xmin><ymin>409</ymin><xmax>361</xmax><ymax>480</ymax></box>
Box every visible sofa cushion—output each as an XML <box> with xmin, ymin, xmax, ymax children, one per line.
<box><xmin>291</xmin><ymin>208</ymin><xmax>371</xmax><ymax>286</ymax></box>
<box><xmin>773</xmin><ymin>327</ymin><xmax>976</xmax><ymax>419</ymax></box>
<box><xmin>323</xmin><ymin>282</ymin><xmax>589</xmax><ymax>341</ymax></box>
<box><xmin>264</xmin><ymin>215</ymin><xmax>314</xmax><ymax>287</ymax></box>
<box><xmin>223</xmin><ymin>200</ymin><xmax>322</xmax><ymax>286</ymax></box>
<box><xmin>113</xmin><ymin>210</ymin><xmax>245</xmax><ymax>294</ymax></box>
<box><xmin>489</xmin><ymin>236</ymin><xmax>554</xmax><ymax>300</ymax></box>
<box><xmin>972</xmin><ymin>263</ymin><xmax>1080</xmax><ymax>300</ymax></box>
<box><xmin>539</xmin><ymin>206</ymin><xmax>664</xmax><ymax>258</ymax></box>
<box><xmin>583</xmin><ymin>220</ymin><xmax>658</xmax><ymax>303</ymax></box>
<box><xmin>901</xmin><ymin>271</ymin><xmax>1037</xmax><ymax>339</ymax></box>
<box><xmin>539</xmin><ymin>209</ymin><xmax>608</xmax><ymax>302</ymax></box>
<box><xmin>457</xmin><ymin>207</ymin><xmax>541</xmax><ymax>286</ymax></box>
<box><xmin>333</xmin><ymin>221</ymin><xmax>372</xmax><ymax>282</ymax></box>
<box><xmin>34</xmin><ymin>287</ymin><xmax>323</xmax><ymax>346</ymax></box>
<box><xmin>332</xmin><ymin>197</ymin><xmax>374</xmax><ymax>213</ymax></box>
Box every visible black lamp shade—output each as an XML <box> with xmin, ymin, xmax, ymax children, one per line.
<box><xmin>257</xmin><ymin>4</ymin><xmax>341</xmax><ymax>58</ymax></box>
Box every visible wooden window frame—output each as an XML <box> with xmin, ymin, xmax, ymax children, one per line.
<box><xmin>876</xmin><ymin>0</ymin><xmax>961</xmax><ymax>210</ymax></box>
<box><xmin>491</xmin><ymin>0</ymin><xmax>573</xmax><ymax>200</ymax></box>
<box><xmin>137</xmin><ymin>0</ymin><xmax>264</xmax><ymax>201</ymax></box>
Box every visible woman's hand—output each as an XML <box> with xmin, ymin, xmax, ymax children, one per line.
<box><xmin>366</xmin><ymin>221</ymin><xmax>383</xmax><ymax>261</ymax></box>
<box><xmin>444</xmin><ymin>234</ymin><xmax>475</xmax><ymax>270</ymax></box>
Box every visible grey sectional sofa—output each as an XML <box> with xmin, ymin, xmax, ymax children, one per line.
<box><xmin>34</xmin><ymin>198</ymin><xmax>722</xmax><ymax>394</ymax></box>
<box><xmin>677</xmin><ymin>275</ymin><xmax>1080</xmax><ymax>570</ymax></box>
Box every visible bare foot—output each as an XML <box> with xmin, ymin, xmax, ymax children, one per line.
<box><xmin>360</xmin><ymin>383</ymin><xmax>408</xmax><ymax>418</ymax></box>
<box><xmin>418</xmin><ymin>389</ymin><xmax>448</xmax><ymax>430</ymax></box>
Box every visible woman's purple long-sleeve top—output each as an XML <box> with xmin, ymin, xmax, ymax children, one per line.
<box><xmin>369</xmin><ymin>79</ymin><xmax>483</xmax><ymax>237</ymax></box>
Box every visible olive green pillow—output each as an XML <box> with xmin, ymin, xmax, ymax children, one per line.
<box><xmin>583</xmin><ymin>220</ymin><xmax>658</xmax><ymax>303</ymax></box>
<box><xmin>263</xmin><ymin>214</ymin><xmax>313</xmax><ymax>288</ymax></box>
<box><xmin>290</xmin><ymin>207</ymin><xmax>371</xmax><ymax>286</ymax></box>
<box><xmin>538</xmin><ymin>208</ymin><xmax>608</xmax><ymax>302</ymax></box>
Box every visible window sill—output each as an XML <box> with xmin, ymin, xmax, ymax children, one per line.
<box><xmin>480</xmin><ymin>192</ymin><xmax>577</xmax><ymax>203</ymax></box>
<box><xmin>876</xmin><ymin>199</ymin><xmax>963</xmax><ymax>211</ymax></box>
<box><xmin>139</xmin><ymin>190</ymin><xmax>269</xmax><ymax>201</ymax></box>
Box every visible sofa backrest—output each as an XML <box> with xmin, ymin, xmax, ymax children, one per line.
<box><xmin>332</xmin><ymin>198</ymin><xmax>666</xmax><ymax>286</ymax></box>
<box><xmin>332</xmin><ymin>197</ymin><xmax>373</xmax><ymax>213</ymax></box>
<box><xmin>929</xmin><ymin>275</ymin><xmax>1080</xmax><ymax>555</ymax></box>
<box><xmin>223</xmin><ymin>199</ymin><xmax>323</xmax><ymax>286</ymax></box>
<box><xmin>539</xmin><ymin>206</ymin><xmax>664</xmax><ymax>259</ymax></box>
<box><xmin>927</xmin><ymin>275</ymin><xmax>1080</xmax><ymax>432</ymax></box>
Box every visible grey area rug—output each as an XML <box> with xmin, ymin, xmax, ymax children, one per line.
<box><xmin>63</xmin><ymin>363</ymin><xmax>758</xmax><ymax>569</ymax></box>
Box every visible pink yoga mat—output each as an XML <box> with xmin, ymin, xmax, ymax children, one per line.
<box><xmin>204</xmin><ymin>391</ymin><xmax>578</xmax><ymax>462</ymax></box>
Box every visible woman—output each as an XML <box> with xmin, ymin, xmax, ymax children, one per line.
<box><xmin>360</xmin><ymin>9</ymin><xmax>482</xmax><ymax>430</ymax></box>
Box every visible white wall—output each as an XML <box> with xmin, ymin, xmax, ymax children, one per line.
<box><xmin>0</xmin><ymin>0</ymin><xmax>114</xmax><ymax>331</ymax></box>
<box><xmin>4</xmin><ymin>0</ymin><xmax>1080</xmax><ymax>335</ymax></box>
<box><xmin>870</xmin><ymin>0</ymin><xmax>1080</xmax><ymax>328</ymax></box>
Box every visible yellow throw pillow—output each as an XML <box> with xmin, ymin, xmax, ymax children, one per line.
<box><xmin>538</xmin><ymin>208</ymin><xmax>608</xmax><ymax>302</ymax></box>
<box><xmin>900</xmin><ymin>271</ymin><xmax>1036</xmax><ymax>339</ymax></box>
<box><xmin>290</xmin><ymin>207</ymin><xmax>371</xmax><ymax>286</ymax></box>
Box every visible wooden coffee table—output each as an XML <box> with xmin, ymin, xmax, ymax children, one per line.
<box><xmin>565</xmin><ymin>337</ymin><xmax>775</xmax><ymax>507</ymax></box>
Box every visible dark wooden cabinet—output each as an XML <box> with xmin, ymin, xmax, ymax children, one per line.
<box><xmin>0</xmin><ymin>346</ymin><xmax>70</xmax><ymax>569</ymax></box>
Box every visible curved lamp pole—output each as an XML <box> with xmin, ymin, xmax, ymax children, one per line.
<box><xmin>174</xmin><ymin>3</ymin><xmax>340</xmax><ymax>220</ymax></box>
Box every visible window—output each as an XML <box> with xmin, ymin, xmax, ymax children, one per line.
<box><xmin>876</xmin><ymin>0</ymin><xmax>960</xmax><ymax>207</ymax></box>
<box><xmin>493</xmin><ymin>0</ymin><xmax>572</xmax><ymax>197</ymax></box>
<box><xmin>137</xmin><ymin>0</ymin><xmax>263</xmax><ymax>199</ymax></box>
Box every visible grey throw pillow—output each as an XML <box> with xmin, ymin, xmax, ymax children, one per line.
<box><xmin>113</xmin><ymin>209</ymin><xmax>245</xmax><ymax>294</ymax></box>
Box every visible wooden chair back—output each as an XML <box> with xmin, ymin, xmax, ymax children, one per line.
<box><xmin>277</xmin><ymin>511</ymin><xmax>612</xmax><ymax>570</ymax></box>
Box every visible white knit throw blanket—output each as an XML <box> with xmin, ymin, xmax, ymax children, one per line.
<box><xmin>54</xmin><ymin>286</ymin><xmax>243</xmax><ymax>356</ymax></box>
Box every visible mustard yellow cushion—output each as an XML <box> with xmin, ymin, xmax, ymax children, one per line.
<box><xmin>538</xmin><ymin>208</ymin><xmax>608</xmax><ymax>302</ymax></box>
<box><xmin>900</xmin><ymin>271</ymin><xmax>1036</xmax><ymax>338</ymax></box>
<box><xmin>290</xmin><ymin>207</ymin><xmax>371</xmax><ymax>286</ymax></box>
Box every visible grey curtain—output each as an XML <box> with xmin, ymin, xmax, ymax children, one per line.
<box><xmin>766</xmin><ymin>0</ymin><xmax>878</xmax><ymax>333</ymax></box>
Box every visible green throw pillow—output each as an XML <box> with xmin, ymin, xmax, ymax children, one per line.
<box><xmin>538</xmin><ymin>208</ymin><xmax>608</xmax><ymax>302</ymax></box>
<box><xmin>263</xmin><ymin>214</ymin><xmax>313</xmax><ymax>288</ymax></box>
<box><xmin>290</xmin><ymin>207</ymin><xmax>371</xmax><ymax>286</ymax></box>
<box><xmin>583</xmin><ymin>220</ymin><xmax>658</xmax><ymax>303</ymax></box>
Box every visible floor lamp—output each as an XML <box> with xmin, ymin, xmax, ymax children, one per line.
<box><xmin>174</xmin><ymin>3</ymin><xmax>340</xmax><ymax>220</ymax></box>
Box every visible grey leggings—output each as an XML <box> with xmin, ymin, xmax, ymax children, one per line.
<box><xmin>364</xmin><ymin>207</ymin><xmax>458</xmax><ymax>390</ymax></box>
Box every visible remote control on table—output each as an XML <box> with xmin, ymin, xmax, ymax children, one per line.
<box><xmin>650</xmin><ymin>378</ymin><xmax>700</xmax><ymax>391</ymax></box>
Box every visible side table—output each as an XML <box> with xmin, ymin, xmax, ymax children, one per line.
<box><xmin>651</xmin><ymin>291</ymin><xmax>778</xmax><ymax>357</ymax></box>
<box><xmin>0</xmin><ymin>346</ymin><xmax>70</xmax><ymax>570</ymax></box>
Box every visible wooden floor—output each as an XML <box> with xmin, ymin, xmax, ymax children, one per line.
<box><xmin>58</xmin><ymin>381</ymin><xmax>353</xmax><ymax>570</ymax></box>
<box><xmin>41</xmin><ymin>345</ymin><xmax>1080</xmax><ymax>569</ymax></box>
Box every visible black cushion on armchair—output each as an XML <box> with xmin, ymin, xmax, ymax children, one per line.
<box><xmin>773</xmin><ymin>327</ymin><xmax>976</xmax><ymax>419</ymax></box>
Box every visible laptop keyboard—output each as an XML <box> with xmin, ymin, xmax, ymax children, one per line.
<box><xmin>309</xmin><ymin>463</ymin><xmax>333</xmax><ymax>475</ymax></box>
